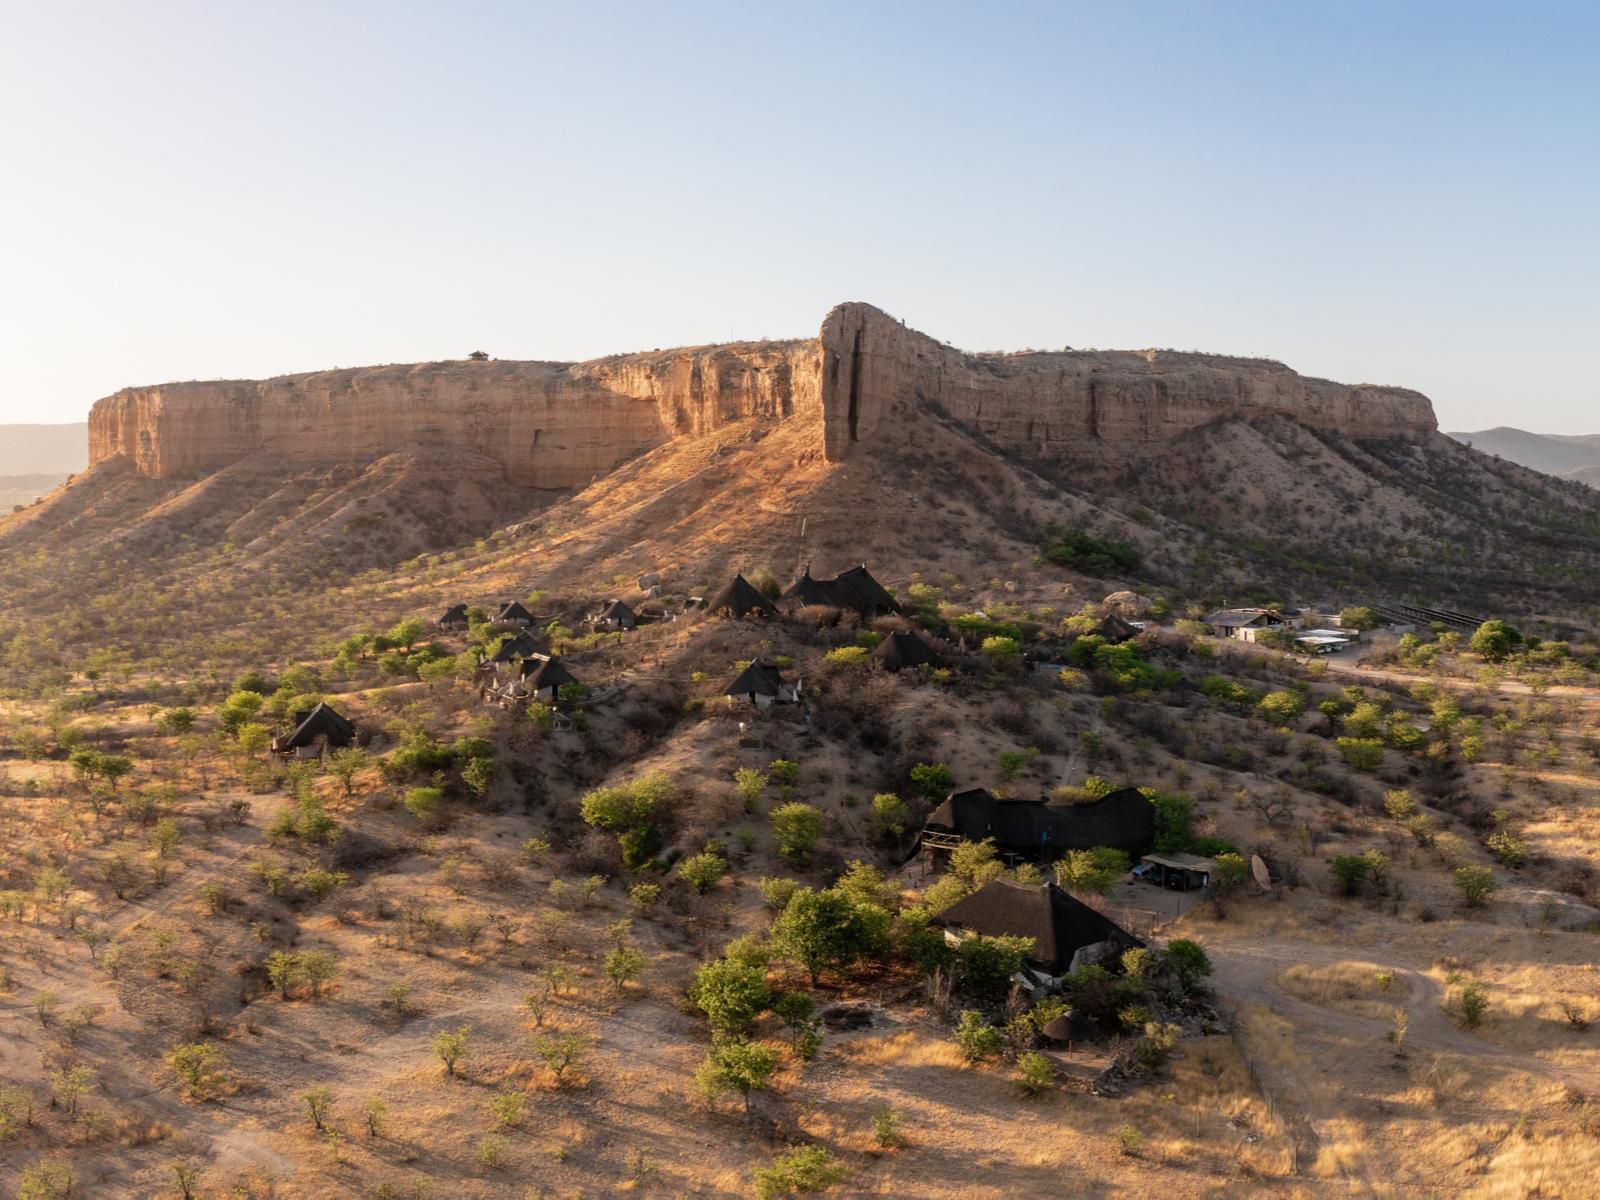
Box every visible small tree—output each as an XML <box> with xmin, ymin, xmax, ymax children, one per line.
<box><xmin>1336</xmin><ymin>737</ymin><xmax>1385</xmax><ymax>771</ymax></box>
<box><xmin>1339</xmin><ymin>606</ymin><xmax>1379</xmax><ymax>632</ymax></box>
<box><xmin>772</xmin><ymin>991</ymin><xmax>822</xmax><ymax>1057</ymax></box>
<box><xmin>532</xmin><ymin>1032</ymin><xmax>586</xmax><ymax>1086</ymax></box>
<box><xmin>1161</xmin><ymin>939</ymin><xmax>1212</xmax><ymax>996</ymax></box>
<box><xmin>1054</xmin><ymin>847</ymin><xmax>1130</xmax><ymax>895</ymax></box>
<box><xmin>690</xmin><ymin>959</ymin><xmax>772</xmax><ymax>1034</ymax></box>
<box><xmin>50</xmin><ymin>1066</ymin><xmax>96</xmax><ymax>1118</ymax></box>
<box><xmin>487</xmin><ymin>1090</ymin><xmax>526</xmax><ymax>1130</ymax></box>
<box><xmin>872</xmin><ymin>1104</ymin><xmax>903</xmax><ymax>1149</ymax></box>
<box><xmin>1257</xmin><ymin>690</ymin><xmax>1305</xmax><ymax>725</ymax></box>
<box><xmin>170</xmin><ymin>1160</ymin><xmax>204</xmax><ymax>1200</ymax></box>
<box><xmin>772</xmin><ymin>888</ymin><xmax>878</xmax><ymax>984</ymax></box>
<box><xmin>266</xmin><ymin>950</ymin><xmax>304</xmax><ymax>1000</ymax></box>
<box><xmin>362</xmin><ymin>1096</ymin><xmax>386</xmax><ymax>1136</ymax></box>
<box><xmin>1454</xmin><ymin>979</ymin><xmax>1489</xmax><ymax>1027</ymax></box>
<box><xmin>168</xmin><ymin>1042</ymin><xmax>225</xmax><ymax>1099</ymax></box>
<box><xmin>956</xmin><ymin>934</ymin><xmax>1034</xmax><ymax>999</ymax></box>
<box><xmin>16</xmin><ymin>1157</ymin><xmax>74</xmax><ymax>1200</ymax></box>
<box><xmin>996</xmin><ymin>746</ymin><xmax>1039</xmax><ymax>781</ymax></box>
<box><xmin>696</xmin><ymin>1039</ymin><xmax>779</xmax><ymax>1113</ymax></box>
<box><xmin>604</xmin><ymin>944</ymin><xmax>647</xmax><ymax>995</ymax></box>
<box><xmin>404</xmin><ymin>786</ymin><xmax>443</xmax><ymax>821</ymax></box>
<box><xmin>771</xmin><ymin>802</ymin><xmax>823</xmax><ymax>866</ymax></box>
<box><xmin>677</xmin><ymin>852</ymin><xmax>726</xmax><ymax>895</ymax></box>
<box><xmin>1383</xmin><ymin>789</ymin><xmax>1417</xmax><ymax>820</ymax></box>
<box><xmin>1469</xmin><ymin>620</ymin><xmax>1519</xmax><ymax>662</ymax></box>
<box><xmin>980</xmin><ymin>636</ymin><xmax>1021</xmax><ymax>669</ymax></box>
<box><xmin>908</xmin><ymin>761</ymin><xmax>953</xmax><ymax>802</ymax></box>
<box><xmin>734</xmin><ymin>768</ymin><xmax>769</xmax><ymax>812</ymax></box>
<box><xmin>326</xmin><ymin>747</ymin><xmax>370</xmax><ymax>796</ymax></box>
<box><xmin>1454</xmin><ymin>866</ymin><xmax>1499</xmax><ymax>908</ymax></box>
<box><xmin>870</xmin><ymin>792</ymin><xmax>909</xmax><ymax>838</ymax></box>
<box><xmin>1329</xmin><ymin>855</ymin><xmax>1372</xmax><ymax>897</ymax></box>
<box><xmin>1209</xmin><ymin>852</ymin><xmax>1249</xmax><ymax>915</ymax></box>
<box><xmin>434</xmin><ymin>1024</ymin><xmax>473</xmax><ymax>1077</ymax></box>
<box><xmin>299</xmin><ymin>950</ymin><xmax>339</xmax><ymax>999</ymax></box>
<box><xmin>301</xmin><ymin>1085</ymin><xmax>333</xmax><ymax>1130</ymax></box>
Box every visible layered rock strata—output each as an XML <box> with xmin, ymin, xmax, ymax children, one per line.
<box><xmin>88</xmin><ymin>303</ymin><xmax>1436</xmax><ymax>484</ymax></box>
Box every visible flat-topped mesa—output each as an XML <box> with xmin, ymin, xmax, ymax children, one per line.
<box><xmin>87</xmin><ymin>302</ymin><xmax>1437</xmax><ymax>483</ymax></box>
<box><xmin>816</xmin><ymin>302</ymin><xmax>1438</xmax><ymax>461</ymax></box>
<box><xmin>87</xmin><ymin>339</ymin><xmax>822</xmax><ymax>487</ymax></box>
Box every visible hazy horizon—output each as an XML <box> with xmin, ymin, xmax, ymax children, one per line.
<box><xmin>3</xmin><ymin>2</ymin><xmax>1596</xmax><ymax>432</ymax></box>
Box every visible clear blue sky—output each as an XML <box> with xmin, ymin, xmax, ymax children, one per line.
<box><xmin>2</xmin><ymin>1</ymin><xmax>1596</xmax><ymax>431</ymax></box>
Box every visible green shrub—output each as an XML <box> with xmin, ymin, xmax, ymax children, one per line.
<box><xmin>1454</xmin><ymin>866</ymin><xmax>1499</xmax><ymax>908</ymax></box>
<box><xmin>770</xmin><ymin>802</ymin><xmax>822</xmax><ymax>866</ymax></box>
<box><xmin>823</xmin><ymin>646</ymin><xmax>869</xmax><ymax>667</ymax></box>
<box><xmin>1040</xmin><ymin>525</ymin><xmax>1141</xmax><ymax>574</ymax></box>
<box><xmin>1054</xmin><ymin>847</ymin><xmax>1130</xmax><ymax>895</ymax></box>
<box><xmin>753</xmin><ymin>1145</ymin><xmax>848</xmax><ymax>1199</ymax></box>
<box><xmin>952</xmin><ymin>1010</ymin><xmax>1003</xmax><ymax>1061</ymax></box>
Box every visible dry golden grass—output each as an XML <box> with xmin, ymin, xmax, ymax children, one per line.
<box><xmin>1276</xmin><ymin>960</ymin><xmax>1402</xmax><ymax>1020</ymax></box>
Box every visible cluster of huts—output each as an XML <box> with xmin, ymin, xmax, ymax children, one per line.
<box><xmin>432</xmin><ymin>564</ymin><xmax>951</xmax><ymax>715</ymax></box>
<box><xmin>914</xmin><ymin>782</ymin><xmax>1229</xmax><ymax>991</ymax></box>
<box><xmin>703</xmin><ymin>565</ymin><xmax>947</xmax><ymax>707</ymax></box>
<box><xmin>282</xmin><ymin>567</ymin><xmax>1222</xmax><ymax>998</ymax></box>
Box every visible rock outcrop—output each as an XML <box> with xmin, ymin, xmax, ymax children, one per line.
<box><xmin>87</xmin><ymin>303</ymin><xmax>1436</xmax><ymax>483</ymax></box>
<box><xmin>815</xmin><ymin>302</ymin><xmax>1436</xmax><ymax>462</ymax></box>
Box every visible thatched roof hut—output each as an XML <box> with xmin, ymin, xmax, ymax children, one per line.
<box><xmin>272</xmin><ymin>702</ymin><xmax>356</xmax><ymax>756</ymax></box>
<box><xmin>439</xmin><ymin>603</ymin><xmax>469</xmax><ymax>629</ymax></box>
<box><xmin>519</xmin><ymin>655</ymin><xmax>578</xmax><ymax>697</ymax></box>
<box><xmin>723</xmin><ymin>660</ymin><xmax>798</xmax><ymax>704</ymax></box>
<box><xmin>872</xmin><ymin>629</ymin><xmax>945</xmax><ymax>671</ymax></box>
<box><xmin>932</xmin><ymin>880</ymin><xmax>1141</xmax><ymax>975</ymax></box>
<box><xmin>489</xmin><ymin>630</ymin><xmax>546</xmax><ymax>665</ymax></box>
<box><xmin>496</xmin><ymin>600</ymin><xmax>536</xmax><ymax>626</ymax></box>
<box><xmin>781</xmin><ymin>564</ymin><xmax>900</xmax><ymax>616</ymax></box>
<box><xmin>594</xmin><ymin>599</ymin><xmax>637</xmax><ymax>630</ymax></box>
<box><xmin>706</xmin><ymin>575</ymin><xmax>777</xmax><ymax>619</ymax></box>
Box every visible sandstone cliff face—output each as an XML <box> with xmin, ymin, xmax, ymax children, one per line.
<box><xmin>87</xmin><ymin>303</ymin><xmax>1435</xmax><ymax>483</ymax></box>
<box><xmin>89</xmin><ymin>341</ymin><xmax>823</xmax><ymax>488</ymax></box>
<box><xmin>816</xmin><ymin>303</ymin><xmax>1437</xmax><ymax>463</ymax></box>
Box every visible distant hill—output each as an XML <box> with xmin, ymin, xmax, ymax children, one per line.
<box><xmin>0</xmin><ymin>474</ymin><xmax>70</xmax><ymax>510</ymax></box>
<box><xmin>0</xmin><ymin>423</ymin><xmax>87</xmax><ymax>474</ymax></box>
<box><xmin>1447</xmin><ymin>426</ymin><xmax>1600</xmax><ymax>479</ymax></box>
